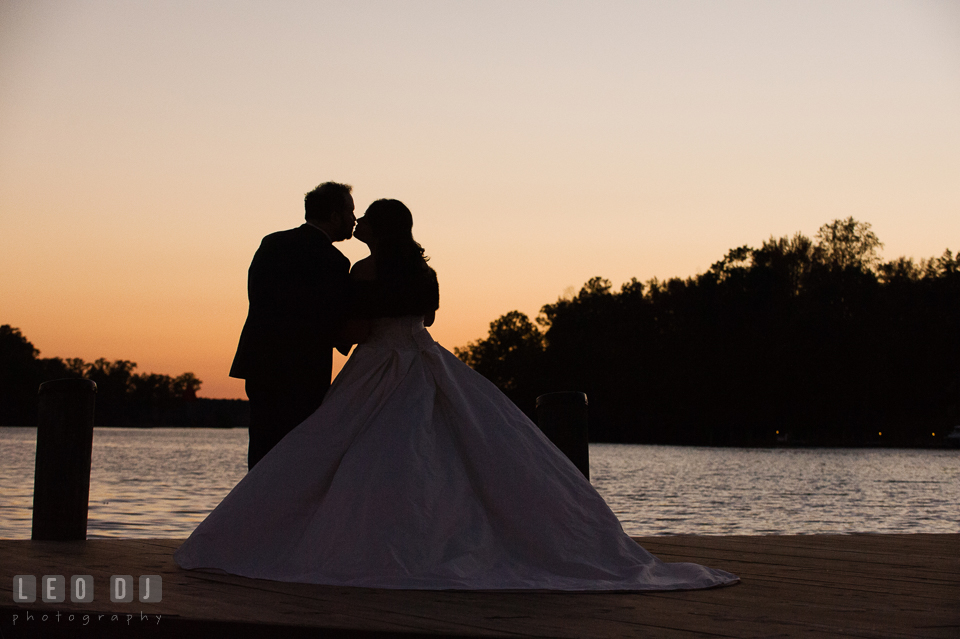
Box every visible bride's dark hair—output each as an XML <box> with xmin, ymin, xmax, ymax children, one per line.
<box><xmin>361</xmin><ymin>199</ymin><xmax>439</xmax><ymax>317</ymax></box>
<box><xmin>364</xmin><ymin>199</ymin><xmax>430</xmax><ymax>279</ymax></box>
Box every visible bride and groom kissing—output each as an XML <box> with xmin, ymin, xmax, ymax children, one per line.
<box><xmin>173</xmin><ymin>181</ymin><xmax>737</xmax><ymax>591</ymax></box>
<box><xmin>227</xmin><ymin>182</ymin><xmax>433</xmax><ymax>469</ymax></box>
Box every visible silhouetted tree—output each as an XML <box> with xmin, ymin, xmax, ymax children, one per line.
<box><xmin>0</xmin><ymin>326</ymin><xmax>41</xmax><ymax>425</ymax></box>
<box><xmin>454</xmin><ymin>310</ymin><xmax>546</xmax><ymax>416</ymax></box>
<box><xmin>0</xmin><ymin>325</ymin><xmax>206</xmax><ymax>426</ymax></box>
<box><xmin>814</xmin><ymin>217</ymin><xmax>883</xmax><ymax>271</ymax></box>
<box><xmin>173</xmin><ymin>373</ymin><xmax>202</xmax><ymax>401</ymax></box>
<box><xmin>456</xmin><ymin>218</ymin><xmax>959</xmax><ymax>447</ymax></box>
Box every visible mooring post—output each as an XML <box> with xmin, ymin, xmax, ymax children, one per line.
<box><xmin>535</xmin><ymin>391</ymin><xmax>589</xmax><ymax>480</ymax></box>
<box><xmin>32</xmin><ymin>378</ymin><xmax>97</xmax><ymax>541</ymax></box>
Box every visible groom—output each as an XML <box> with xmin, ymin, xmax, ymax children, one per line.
<box><xmin>230</xmin><ymin>182</ymin><xmax>356</xmax><ymax>469</ymax></box>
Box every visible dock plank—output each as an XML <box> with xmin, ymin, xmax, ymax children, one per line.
<box><xmin>1</xmin><ymin>535</ymin><xmax>957</xmax><ymax>637</ymax></box>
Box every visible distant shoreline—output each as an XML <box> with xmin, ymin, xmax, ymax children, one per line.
<box><xmin>3</xmin><ymin>423</ymin><xmax>957</xmax><ymax>449</ymax></box>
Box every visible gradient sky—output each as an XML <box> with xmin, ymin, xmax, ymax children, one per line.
<box><xmin>2</xmin><ymin>0</ymin><xmax>958</xmax><ymax>399</ymax></box>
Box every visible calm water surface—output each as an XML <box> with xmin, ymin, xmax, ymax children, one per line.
<box><xmin>1</xmin><ymin>427</ymin><xmax>957</xmax><ymax>538</ymax></box>
<box><xmin>591</xmin><ymin>443</ymin><xmax>959</xmax><ymax>535</ymax></box>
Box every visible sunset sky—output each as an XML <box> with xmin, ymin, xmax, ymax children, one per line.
<box><xmin>2</xmin><ymin>1</ymin><xmax>958</xmax><ymax>399</ymax></box>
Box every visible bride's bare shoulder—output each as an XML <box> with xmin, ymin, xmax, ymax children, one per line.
<box><xmin>350</xmin><ymin>257</ymin><xmax>376</xmax><ymax>281</ymax></box>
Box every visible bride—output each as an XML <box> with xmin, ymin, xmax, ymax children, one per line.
<box><xmin>174</xmin><ymin>199</ymin><xmax>738</xmax><ymax>591</ymax></box>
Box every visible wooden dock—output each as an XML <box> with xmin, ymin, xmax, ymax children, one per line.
<box><xmin>1</xmin><ymin>534</ymin><xmax>957</xmax><ymax>637</ymax></box>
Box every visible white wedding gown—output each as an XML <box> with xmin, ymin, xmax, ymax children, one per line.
<box><xmin>175</xmin><ymin>316</ymin><xmax>737</xmax><ymax>590</ymax></box>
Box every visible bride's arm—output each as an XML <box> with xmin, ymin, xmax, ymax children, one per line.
<box><xmin>423</xmin><ymin>268</ymin><xmax>439</xmax><ymax>328</ymax></box>
<box><xmin>337</xmin><ymin>318</ymin><xmax>371</xmax><ymax>352</ymax></box>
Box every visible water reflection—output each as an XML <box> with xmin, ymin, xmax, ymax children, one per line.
<box><xmin>1</xmin><ymin>428</ymin><xmax>958</xmax><ymax>538</ymax></box>
<box><xmin>590</xmin><ymin>444</ymin><xmax>960</xmax><ymax>535</ymax></box>
<box><xmin>1</xmin><ymin>427</ymin><xmax>246</xmax><ymax>538</ymax></box>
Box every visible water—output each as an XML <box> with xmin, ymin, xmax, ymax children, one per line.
<box><xmin>1</xmin><ymin>427</ymin><xmax>958</xmax><ymax>539</ymax></box>
<box><xmin>1</xmin><ymin>428</ymin><xmax>246</xmax><ymax>539</ymax></box>
<box><xmin>591</xmin><ymin>443</ymin><xmax>960</xmax><ymax>535</ymax></box>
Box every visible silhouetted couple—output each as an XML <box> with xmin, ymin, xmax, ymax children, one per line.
<box><xmin>174</xmin><ymin>182</ymin><xmax>737</xmax><ymax>591</ymax></box>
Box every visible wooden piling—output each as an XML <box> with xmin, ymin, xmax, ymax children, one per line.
<box><xmin>536</xmin><ymin>391</ymin><xmax>590</xmax><ymax>479</ymax></box>
<box><xmin>32</xmin><ymin>378</ymin><xmax>97</xmax><ymax>541</ymax></box>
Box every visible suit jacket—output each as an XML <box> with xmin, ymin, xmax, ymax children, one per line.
<box><xmin>230</xmin><ymin>224</ymin><xmax>351</xmax><ymax>386</ymax></box>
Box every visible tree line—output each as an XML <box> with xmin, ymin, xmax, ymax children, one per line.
<box><xmin>456</xmin><ymin>218</ymin><xmax>960</xmax><ymax>447</ymax></box>
<box><xmin>0</xmin><ymin>326</ymin><xmax>245</xmax><ymax>427</ymax></box>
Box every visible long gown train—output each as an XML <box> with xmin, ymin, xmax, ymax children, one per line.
<box><xmin>174</xmin><ymin>317</ymin><xmax>738</xmax><ymax>590</ymax></box>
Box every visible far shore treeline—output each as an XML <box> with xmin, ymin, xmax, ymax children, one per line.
<box><xmin>456</xmin><ymin>218</ymin><xmax>959</xmax><ymax>447</ymax></box>
<box><xmin>0</xmin><ymin>329</ymin><xmax>247</xmax><ymax>428</ymax></box>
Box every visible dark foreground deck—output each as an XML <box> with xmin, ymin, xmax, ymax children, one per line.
<box><xmin>1</xmin><ymin>534</ymin><xmax>957</xmax><ymax>638</ymax></box>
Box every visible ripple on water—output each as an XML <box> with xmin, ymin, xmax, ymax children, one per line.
<box><xmin>1</xmin><ymin>429</ymin><xmax>959</xmax><ymax>537</ymax></box>
<box><xmin>590</xmin><ymin>444</ymin><xmax>960</xmax><ymax>535</ymax></box>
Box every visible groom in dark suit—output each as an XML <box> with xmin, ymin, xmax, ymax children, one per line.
<box><xmin>230</xmin><ymin>182</ymin><xmax>356</xmax><ymax>469</ymax></box>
